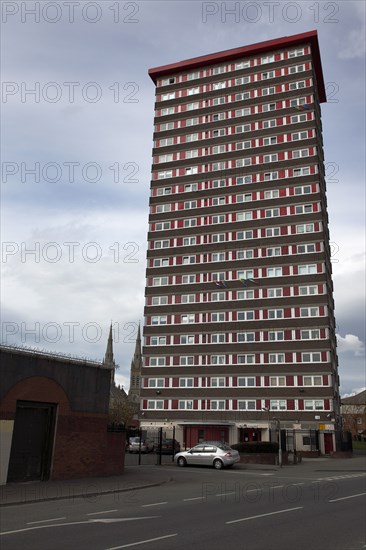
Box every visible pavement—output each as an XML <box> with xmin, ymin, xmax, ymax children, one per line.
<box><xmin>1</xmin><ymin>454</ymin><xmax>365</xmax><ymax>507</ymax></box>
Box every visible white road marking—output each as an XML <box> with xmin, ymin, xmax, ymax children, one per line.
<box><xmin>183</xmin><ymin>496</ymin><xmax>205</xmax><ymax>501</ymax></box>
<box><xmin>105</xmin><ymin>533</ymin><xmax>178</xmax><ymax>549</ymax></box>
<box><xmin>1</xmin><ymin>516</ymin><xmax>160</xmax><ymax>536</ymax></box>
<box><xmin>226</xmin><ymin>506</ymin><xmax>303</xmax><ymax>524</ymax></box>
<box><xmin>141</xmin><ymin>502</ymin><xmax>168</xmax><ymax>507</ymax></box>
<box><xmin>26</xmin><ymin>517</ymin><xmax>66</xmax><ymax>525</ymax></box>
<box><xmin>329</xmin><ymin>492</ymin><xmax>366</xmax><ymax>503</ymax></box>
<box><xmin>87</xmin><ymin>510</ymin><xmax>118</xmax><ymax>516</ymax></box>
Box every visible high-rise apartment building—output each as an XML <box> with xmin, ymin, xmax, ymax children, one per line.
<box><xmin>141</xmin><ymin>31</ymin><xmax>340</xmax><ymax>453</ymax></box>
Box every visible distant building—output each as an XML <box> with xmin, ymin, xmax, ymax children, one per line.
<box><xmin>141</xmin><ymin>30</ymin><xmax>340</xmax><ymax>454</ymax></box>
<box><xmin>128</xmin><ymin>324</ymin><xmax>142</xmax><ymax>405</ymax></box>
<box><xmin>341</xmin><ymin>390</ymin><xmax>366</xmax><ymax>440</ymax></box>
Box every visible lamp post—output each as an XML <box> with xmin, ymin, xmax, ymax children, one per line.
<box><xmin>273</xmin><ymin>417</ymin><xmax>282</xmax><ymax>468</ymax></box>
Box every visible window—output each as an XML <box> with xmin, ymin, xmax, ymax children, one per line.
<box><xmin>296</xmin><ymin>223</ymin><xmax>315</xmax><ymax>234</ymax></box>
<box><xmin>186</xmin><ymin>133</ymin><xmax>199</xmax><ymax>142</ymax></box>
<box><xmin>237</xmin><ymin>249</ymin><xmax>253</xmax><ymax>259</ymax></box>
<box><xmin>300</xmin><ymin>329</ymin><xmax>320</xmax><ymax>340</ymax></box>
<box><xmin>236</xmin><ymin>92</ymin><xmax>250</xmax><ymax>101</ymax></box>
<box><xmin>302</xmin><ymin>352</ymin><xmax>322</xmax><ymax>362</ymax></box>
<box><xmin>183</xmin><ymin>236</ymin><xmax>196</xmax><ymax>246</ymax></box>
<box><xmin>212</xmin><ymin>97</ymin><xmax>226</xmax><ymax>106</ymax></box>
<box><xmin>237</xmin><ymin>175</ymin><xmax>252</xmax><ymax>185</ymax></box>
<box><xmin>268</xmin><ymin>309</ymin><xmax>283</xmax><ymax>319</ymax></box>
<box><xmin>237</xmin><ymin>289</ymin><xmax>254</xmax><ymax>300</ymax></box>
<box><xmin>154</xmin><ymin>240</ymin><xmax>169</xmax><ymax>249</ymax></box>
<box><xmin>212</xmin><ymin>145</ymin><xmax>226</xmax><ymax>155</ymax></box>
<box><xmin>181</xmin><ymin>294</ymin><xmax>195</xmax><ymax>304</ymax></box>
<box><xmin>265</xmin><ymin>208</ymin><xmax>280</xmax><ymax>217</ymax></box>
<box><xmin>237</xmin><ymin>377</ymin><xmax>255</xmax><ymax>387</ymax></box>
<box><xmin>261</xmin><ymin>55</ymin><xmax>274</xmax><ymax>64</ymax></box>
<box><xmin>270</xmin><ymin>400</ymin><xmax>286</xmax><ymax>410</ymax></box>
<box><xmin>180</xmin><ymin>334</ymin><xmax>195</xmax><ymax>344</ymax></box>
<box><xmin>179</xmin><ymin>400</ymin><xmax>193</xmax><ymax>410</ymax></box>
<box><xmin>185</xmin><ymin>149</ymin><xmax>198</xmax><ymax>159</ymax></box>
<box><xmin>184</xmin><ymin>201</ymin><xmax>197</xmax><ymax>210</ymax></box>
<box><xmin>212</xmin><ymin>233</ymin><xmax>226</xmax><ymax>243</ymax></box>
<box><xmin>304</xmin><ymin>400</ymin><xmax>324</xmax><ymax>411</ymax></box>
<box><xmin>262</xmin><ymin>86</ymin><xmax>275</xmax><ymax>96</ymax></box>
<box><xmin>186</xmin><ymin>117</ymin><xmax>199</xmax><ymax>126</ymax></box>
<box><xmin>211</xmin><ymin>291</ymin><xmax>226</xmax><ymax>301</ymax></box>
<box><xmin>158</xmin><ymin>170</ymin><xmax>173</xmax><ymax>180</ymax></box>
<box><xmin>212</xmin><ymin>128</ymin><xmax>226</xmax><ymax>138</ymax></box>
<box><xmin>158</xmin><ymin>137</ymin><xmax>174</xmax><ymax>147</ymax></box>
<box><xmin>210</xmin><ymin>400</ymin><xmax>225</xmax><ymax>410</ymax></box>
<box><xmin>262</xmin><ymin>118</ymin><xmax>276</xmax><ymax>129</ymax></box>
<box><xmin>184</xmin><ymin>218</ymin><xmax>197</xmax><ymax>227</ymax></box>
<box><xmin>153</xmin><ymin>277</ymin><xmax>168</xmax><ymax>286</ymax></box>
<box><xmin>263</xmin><ymin>136</ymin><xmax>277</xmax><ymax>146</ymax></box>
<box><xmin>187</xmin><ymin>86</ymin><xmax>199</xmax><ymax>95</ymax></box>
<box><xmin>291</xmin><ymin>114</ymin><xmax>307</xmax><ymax>123</ymax></box>
<box><xmin>179</xmin><ymin>378</ymin><xmax>194</xmax><ymax>387</ymax></box>
<box><xmin>237</xmin><ymin>332</ymin><xmax>255</xmax><ymax>342</ymax></box>
<box><xmin>237</xmin><ymin>310</ymin><xmax>254</xmax><ymax>320</ymax></box>
<box><xmin>268</xmin><ymin>331</ymin><xmax>284</xmax><ymax>341</ymax></box>
<box><xmin>212</xmin><ymin>179</ymin><xmax>226</xmax><ymax>188</ymax></box>
<box><xmin>300</xmin><ymin>307</ymin><xmax>320</xmax><ymax>317</ymax></box>
<box><xmin>303</xmin><ymin>375</ymin><xmax>322</xmax><ymax>386</ymax></box>
<box><xmin>161</xmin><ymin>92</ymin><xmax>174</xmax><ymax>101</ymax></box>
<box><xmin>236</xmin><ymin>158</ymin><xmax>251</xmax><ymax>168</ymax></box>
<box><xmin>237</xmin><ymin>211</ymin><xmax>252</xmax><ymax>221</ymax></box>
<box><xmin>211</xmin><ymin>333</ymin><xmax>226</xmax><ymax>343</ymax></box>
<box><xmin>182</xmin><ymin>274</ymin><xmax>196</xmax><ymax>284</ymax></box>
<box><xmin>211</xmin><ymin>377</ymin><xmax>225</xmax><ymax>387</ymax></box>
<box><xmin>155</xmin><ymin>222</ymin><xmax>170</xmax><ymax>231</ymax></box>
<box><xmin>147</xmin><ymin>400</ymin><xmax>164</xmax><ymax>409</ymax></box>
<box><xmin>268</xmin><ymin>353</ymin><xmax>285</xmax><ymax>363</ymax></box>
<box><xmin>155</xmin><ymin>204</ymin><xmax>171</xmax><ymax>213</ymax></box>
<box><xmin>238</xmin><ymin>400</ymin><xmax>256</xmax><ymax>410</ymax></box>
<box><xmin>262</xmin><ymin>71</ymin><xmax>274</xmax><ymax>79</ymax></box>
<box><xmin>269</xmin><ymin>376</ymin><xmax>286</xmax><ymax>386</ymax></box>
<box><xmin>236</xmin><ymin>124</ymin><xmax>251</xmax><ymax>133</ymax></box>
<box><xmin>297</xmin><ymin>244</ymin><xmax>316</xmax><ymax>254</ymax></box>
<box><xmin>160</xmin><ymin>108</ymin><xmax>174</xmax><ymax>117</ymax></box>
<box><xmin>212</xmin><ymin>113</ymin><xmax>225</xmax><ymax>122</ymax></box>
<box><xmin>148</xmin><ymin>378</ymin><xmax>164</xmax><ymax>388</ymax></box>
<box><xmin>185</xmin><ymin>183</ymin><xmax>198</xmax><ymax>192</ymax></box>
<box><xmin>211</xmin><ymin>312</ymin><xmax>225</xmax><ymax>322</ymax></box>
<box><xmin>298</xmin><ymin>264</ymin><xmax>317</xmax><ymax>275</ymax></box>
<box><xmin>288</xmin><ymin>49</ymin><xmax>304</xmax><ymax>58</ymax></box>
<box><xmin>295</xmin><ymin>204</ymin><xmax>312</xmax><ymax>214</ymax></box>
<box><xmin>238</xmin><ymin>354</ymin><xmax>255</xmax><ymax>364</ymax></box>
<box><xmin>151</xmin><ymin>296</ymin><xmax>168</xmax><ymax>305</ymax></box>
<box><xmin>181</xmin><ymin>314</ymin><xmax>195</xmax><ymax>324</ymax></box>
<box><xmin>150</xmin><ymin>357</ymin><xmax>166</xmax><ymax>366</ymax></box>
<box><xmin>294</xmin><ymin>185</ymin><xmax>312</xmax><ymax>195</ymax></box>
<box><xmin>289</xmin><ymin>81</ymin><xmax>305</xmax><ymax>91</ymax></box>
<box><xmin>153</xmin><ymin>258</ymin><xmax>169</xmax><ymax>267</ymax></box>
<box><xmin>211</xmin><ymin>355</ymin><xmax>225</xmax><ymax>365</ymax></box>
<box><xmin>264</xmin><ymin>171</ymin><xmax>278</xmax><ymax>181</ymax></box>
<box><xmin>267</xmin><ymin>267</ymin><xmax>283</xmax><ymax>277</ymax></box>
<box><xmin>150</xmin><ymin>336</ymin><xmax>166</xmax><ymax>346</ymax></box>
<box><xmin>265</xmin><ymin>227</ymin><xmax>280</xmax><ymax>237</ymax></box>
<box><xmin>237</xmin><ymin>230</ymin><xmax>253</xmax><ymax>240</ymax></box>
<box><xmin>263</xmin><ymin>153</ymin><xmax>278</xmax><ymax>163</ymax></box>
<box><xmin>267</xmin><ymin>247</ymin><xmax>281</xmax><ymax>257</ymax></box>
<box><xmin>267</xmin><ymin>288</ymin><xmax>283</xmax><ymax>298</ymax></box>
<box><xmin>180</xmin><ymin>356</ymin><xmax>194</xmax><ymax>366</ymax></box>
<box><xmin>156</xmin><ymin>187</ymin><xmax>171</xmax><ymax>196</ymax></box>
<box><xmin>213</xmin><ymin>81</ymin><xmax>226</xmax><ymax>90</ymax></box>
<box><xmin>212</xmin><ymin>252</ymin><xmax>225</xmax><ymax>262</ymax></box>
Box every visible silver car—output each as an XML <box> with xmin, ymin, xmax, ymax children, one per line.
<box><xmin>175</xmin><ymin>442</ymin><xmax>240</xmax><ymax>470</ymax></box>
<box><xmin>128</xmin><ymin>437</ymin><xmax>155</xmax><ymax>453</ymax></box>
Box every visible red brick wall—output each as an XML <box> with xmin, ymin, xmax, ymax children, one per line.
<box><xmin>0</xmin><ymin>376</ymin><xmax>124</xmax><ymax>480</ymax></box>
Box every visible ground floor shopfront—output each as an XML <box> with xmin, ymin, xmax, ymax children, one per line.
<box><xmin>140</xmin><ymin>419</ymin><xmax>341</xmax><ymax>455</ymax></box>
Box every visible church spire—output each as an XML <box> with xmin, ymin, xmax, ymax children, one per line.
<box><xmin>128</xmin><ymin>322</ymin><xmax>142</xmax><ymax>403</ymax></box>
<box><xmin>103</xmin><ymin>323</ymin><xmax>115</xmax><ymax>373</ymax></box>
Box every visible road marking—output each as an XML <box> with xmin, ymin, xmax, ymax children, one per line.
<box><xmin>26</xmin><ymin>517</ymin><xmax>66</xmax><ymax>525</ymax></box>
<box><xmin>87</xmin><ymin>510</ymin><xmax>118</xmax><ymax>516</ymax></box>
<box><xmin>141</xmin><ymin>502</ymin><xmax>168</xmax><ymax>507</ymax></box>
<box><xmin>183</xmin><ymin>496</ymin><xmax>205</xmax><ymax>501</ymax></box>
<box><xmin>226</xmin><ymin>506</ymin><xmax>303</xmax><ymax>524</ymax></box>
<box><xmin>105</xmin><ymin>533</ymin><xmax>178</xmax><ymax>549</ymax></box>
<box><xmin>1</xmin><ymin>517</ymin><xmax>160</xmax><ymax>536</ymax></box>
<box><xmin>329</xmin><ymin>492</ymin><xmax>366</xmax><ymax>503</ymax></box>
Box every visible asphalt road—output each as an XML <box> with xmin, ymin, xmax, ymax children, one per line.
<box><xmin>1</xmin><ymin>464</ymin><xmax>365</xmax><ymax>550</ymax></box>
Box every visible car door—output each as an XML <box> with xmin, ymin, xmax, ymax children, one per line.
<box><xmin>203</xmin><ymin>445</ymin><xmax>217</xmax><ymax>465</ymax></box>
<box><xmin>188</xmin><ymin>444</ymin><xmax>205</xmax><ymax>465</ymax></box>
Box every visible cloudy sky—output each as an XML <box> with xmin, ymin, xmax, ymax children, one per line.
<box><xmin>1</xmin><ymin>0</ymin><xmax>365</xmax><ymax>397</ymax></box>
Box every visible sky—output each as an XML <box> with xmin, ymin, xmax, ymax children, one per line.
<box><xmin>1</xmin><ymin>0</ymin><xmax>365</xmax><ymax>397</ymax></box>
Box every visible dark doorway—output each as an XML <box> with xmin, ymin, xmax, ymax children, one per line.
<box><xmin>7</xmin><ymin>401</ymin><xmax>57</xmax><ymax>482</ymax></box>
<box><xmin>324</xmin><ymin>433</ymin><xmax>334</xmax><ymax>454</ymax></box>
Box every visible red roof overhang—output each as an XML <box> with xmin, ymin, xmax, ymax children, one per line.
<box><xmin>148</xmin><ymin>30</ymin><xmax>326</xmax><ymax>103</ymax></box>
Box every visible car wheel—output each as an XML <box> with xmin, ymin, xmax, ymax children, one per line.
<box><xmin>213</xmin><ymin>459</ymin><xmax>224</xmax><ymax>470</ymax></box>
<box><xmin>177</xmin><ymin>457</ymin><xmax>187</xmax><ymax>467</ymax></box>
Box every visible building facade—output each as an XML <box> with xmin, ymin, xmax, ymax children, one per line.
<box><xmin>141</xmin><ymin>31</ymin><xmax>341</xmax><ymax>453</ymax></box>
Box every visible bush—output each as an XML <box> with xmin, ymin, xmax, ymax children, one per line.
<box><xmin>231</xmin><ymin>442</ymin><xmax>279</xmax><ymax>453</ymax></box>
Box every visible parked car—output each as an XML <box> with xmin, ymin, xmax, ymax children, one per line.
<box><xmin>158</xmin><ymin>439</ymin><xmax>181</xmax><ymax>454</ymax></box>
<box><xmin>174</xmin><ymin>442</ymin><xmax>240</xmax><ymax>469</ymax></box>
<box><xmin>127</xmin><ymin>437</ymin><xmax>155</xmax><ymax>453</ymax></box>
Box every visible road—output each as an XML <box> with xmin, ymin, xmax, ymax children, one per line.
<box><xmin>1</xmin><ymin>462</ymin><xmax>365</xmax><ymax>550</ymax></box>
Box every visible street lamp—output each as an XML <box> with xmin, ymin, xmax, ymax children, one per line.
<box><xmin>273</xmin><ymin>417</ymin><xmax>282</xmax><ymax>468</ymax></box>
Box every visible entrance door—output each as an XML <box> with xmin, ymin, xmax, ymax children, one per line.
<box><xmin>324</xmin><ymin>433</ymin><xmax>334</xmax><ymax>454</ymax></box>
<box><xmin>7</xmin><ymin>401</ymin><xmax>56</xmax><ymax>482</ymax></box>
